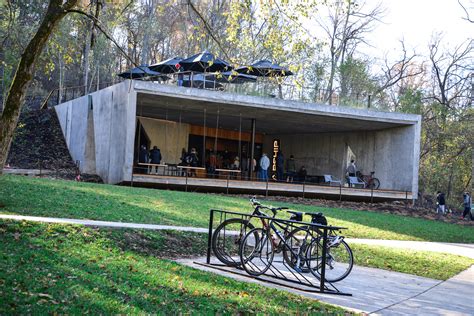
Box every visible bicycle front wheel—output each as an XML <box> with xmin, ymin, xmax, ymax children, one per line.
<box><xmin>307</xmin><ymin>239</ymin><xmax>353</xmax><ymax>283</ymax></box>
<box><xmin>212</xmin><ymin>218</ymin><xmax>256</xmax><ymax>267</ymax></box>
<box><xmin>239</xmin><ymin>228</ymin><xmax>274</xmax><ymax>276</ymax></box>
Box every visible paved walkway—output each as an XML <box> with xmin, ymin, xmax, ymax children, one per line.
<box><xmin>179</xmin><ymin>257</ymin><xmax>474</xmax><ymax>315</ymax></box>
<box><xmin>1</xmin><ymin>214</ymin><xmax>473</xmax><ymax>258</ymax></box>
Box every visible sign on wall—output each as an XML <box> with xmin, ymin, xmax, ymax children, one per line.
<box><xmin>272</xmin><ymin>139</ymin><xmax>280</xmax><ymax>180</ymax></box>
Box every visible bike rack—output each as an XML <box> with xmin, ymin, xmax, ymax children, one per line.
<box><xmin>196</xmin><ymin>209</ymin><xmax>352</xmax><ymax>296</ymax></box>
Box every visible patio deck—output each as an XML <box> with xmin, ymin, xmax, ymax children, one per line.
<box><xmin>129</xmin><ymin>174</ymin><xmax>413</xmax><ymax>202</ymax></box>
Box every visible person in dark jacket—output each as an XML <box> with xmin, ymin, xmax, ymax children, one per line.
<box><xmin>462</xmin><ymin>192</ymin><xmax>472</xmax><ymax>220</ymax></box>
<box><xmin>436</xmin><ymin>191</ymin><xmax>446</xmax><ymax>215</ymax></box>
<box><xmin>149</xmin><ymin>146</ymin><xmax>162</xmax><ymax>174</ymax></box>
<box><xmin>276</xmin><ymin>150</ymin><xmax>285</xmax><ymax>181</ymax></box>
<box><xmin>139</xmin><ymin>145</ymin><xmax>148</xmax><ymax>163</ymax></box>
<box><xmin>286</xmin><ymin>155</ymin><xmax>296</xmax><ymax>182</ymax></box>
<box><xmin>138</xmin><ymin>145</ymin><xmax>149</xmax><ymax>173</ymax></box>
<box><xmin>297</xmin><ymin>166</ymin><xmax>307</xmax><ymax>183</ymax></box>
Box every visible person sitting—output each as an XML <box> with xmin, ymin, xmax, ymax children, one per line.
<box><xmin>297</xmin><ymin>166</ymin><xmax>307</xmax><ymax>183</ymax></box>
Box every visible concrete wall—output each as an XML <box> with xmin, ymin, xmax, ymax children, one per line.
<box><xmin>264</xmin><ymin>125</ymin><xmax>419</xmax><ymax>193</ymax></box>
<box><xmin>139</xmin><ymin>117</ymin><xmax>189</xmax><ymax>164</ymax></box>
<box><xmin>55</xmin><ymin>81</ymin><xmax>136</xmax><ymax>183</ymax></box>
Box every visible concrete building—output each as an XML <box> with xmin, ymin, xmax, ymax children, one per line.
<box><xmin>54</xmin><ymin>80</ymin><xmax>421</xmax><ymax>201</ymax></box>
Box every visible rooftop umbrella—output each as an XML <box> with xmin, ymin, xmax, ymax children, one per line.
<box><xmin>118</xmin><ymin>65</ymin><xmax>170</xmax><ymax>80</ymax></box>
<box><xmin>179</xmin><ymin>50</ymin><xmax>232</xmax><ymax>73</ymax></box>
<box><xmin>181</xmin><ymin>74</ymin><xmax>223</xmax><ymax>89</ymax></box>
<box><xmin>235</xmin><ymin>60</ymin><xmax>293</xmax><ymax>77</ymax></box>
<box><xmin>148</xmin><ymin>57</ymin><xmax>183</xmax><ymax>74</ymax></box>
<box><xmin>207</xmin><ymin>71</ymin><xmax>257</xmax><ymax>84</ymax></box>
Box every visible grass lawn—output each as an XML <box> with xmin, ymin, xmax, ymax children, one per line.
<box><xmin>1</xmin><ymin>174</ymin><xmax>473</xmax><ymax>243</ymax></box>
<box><xmin>0</xmin><ymin>220</ymin><xmax>346</xmax><ymax>315</ymax></box>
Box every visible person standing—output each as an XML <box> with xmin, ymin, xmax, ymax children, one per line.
<box><xmin>346</xmin><ymin>159</ymin><xmax>357</xmax><ymax>187</ymax></box>
<box><xmin>149</xmin><ymin>146</ymin><xmax>162</xmax><ymax>174</ymax></box>
<box><xmin>346</xmin><ymin>159</ymin><xmax>357</xmax><ymax>177</ymax></box>
<box><xmin>276</xmin><ymin>150</ymin><xmax>285</xmax><ymax>181</ymax></box>
<box><xmin>436</xmin><ymin>191</ymin><xmax>446</xmax><ymax>215</ymax></box>
<box><xmin>462</xmin><ymin>192</ymin><xmax>472</xmax><ymax>220</ymax></box>
<box><xmin>208</xmin><ymin>149</ymin><xmax>217</xmax><ymax>178</ymax></box>
<box><xmin>138</xmin><ymin>145</ymin><xmax>149</xmax><ymax>173</ymax></box>
<box><xmin>286</xmin><ymin>155</ymin><xmax>296</xmax><ymax>182</ymax></box>
<box><xmin>259</xmin><ymin>153</ymin><xmax>270</xmax><ymax>181</ymax></box>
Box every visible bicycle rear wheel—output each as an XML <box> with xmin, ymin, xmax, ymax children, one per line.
<box><xmin>239</xmin><ymin>228</ymin><xmax>274</xmax><ymax>276</ymax></box>
<box><xmin>369</xmin><ymin>178</ymin><xmax>380</xmax><ymax>189</ymax></box>
<box><xmin>282</xmin><ymin>226</ymin><xmax>315</xmax><ymax>273</ymax></box>
<box><xmin>307</xmin><ymin>238</ymin><xmax>353</xmax><ymax>283</ymax></box>
<box><xmin>212</xmin><ymin>218</ymin><xmax>256</xmax><ymax>267</ymax></box>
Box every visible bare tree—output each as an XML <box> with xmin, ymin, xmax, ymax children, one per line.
<box><xmin>458</xmin><ymin>0</ymin><xmax>474</xmax><ymax>23</ymax></box>
<box><xmin>317</xmin><ymin>0</ymin><xmax>384</xmax><ymax>103</ymax></box>
<box><xmin>428</xmin><ymin>37</ymin><xmax>473</xmax><ymax>111</ymax></box>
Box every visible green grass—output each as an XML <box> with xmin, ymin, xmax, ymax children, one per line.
<box><xmin>351</xmin><ymin>244</ymin><xmax>473</xmax><ymax>280</ymax></box>
<box><xmin>0</xmin><ymin>220</ymin><xmax>345</xmax><ymax>315</ymax></box>
<box><xmin>1</xmin><ymin>174</ymin><xmax>473</xmax><ymax>243</ymax></box>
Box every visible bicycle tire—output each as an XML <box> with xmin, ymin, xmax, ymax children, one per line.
<box><xmin>370</xmin><ymin>178</ymin><xmax>380</xmax><ymax>190</ymax></box>
<box><xmin>307</xmin><ymin>239</ymin><xmax>354</xmax><ymax>283</ymax></box>
<box><xmin>239</xmin><ymin>228</ymin><xmax>274</xmax><ymax>276</ymax></box>
<box><xmin>282</xmin><ymin>225</ymin><xmax>316</xmax><ymax>273</ymax></box>
<box><xmin>211</xmin><ymin>218</ymin><xmax>256</xmax><ymax>267</ymax></box>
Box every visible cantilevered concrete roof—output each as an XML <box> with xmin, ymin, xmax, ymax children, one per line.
<box><xmin>132</xmin><ymin>81</ymin><xmax>421</xmax><ymax>134</ymax></box>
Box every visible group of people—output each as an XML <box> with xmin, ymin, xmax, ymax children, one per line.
<box><xmin>257</xmin><ymin>151</ymin><xmax>306</xmax><ymax>182</ymax></box>
<box><xmin>436</xmin><ymin>191</ymin><xmax>472</xmax><ymax>220</ymax></box>
<box><xmin>138</xmin><ymin>145</ymin><xmax>163</xmax><ymax>173</ymax></box>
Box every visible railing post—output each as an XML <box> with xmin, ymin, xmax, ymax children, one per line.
<box><xmin>405</xmin><ymin>191</ymin><xmax>408</xmax><ymax>210</ymax></box>
<box><xmin>185</xmin><ymin>170</ymin><xmax>188</xmax><ymax>192</ymax></box>
<box><xmin>226</xmin><ymin>173</ymin><xmax>230</xmax><ymax>195</ymax></box>
<box><xmin>319</xmin><ymin>227</ymin><xmax>328</xmax><ymax>292</ymax></box>
<box><xmin>339</xmin><ymin>184</ymin><xmax>342</xmax><ymax>202</ymax></box>
<box><xmin>302</xmin><ymin>181</ymin><xmax>305</xmax><ymax>199</ymax></box>
<box><xmin>370</xmin><ymin>186</ymin><xmax>374</xmax><ymax>203</ymax></box>
<box><xmin>265</xmin><ymin>178</ymin><xmax>269</xmax><ymax>197</ymax></box>
<box><xmin>206</xmin><ymin>209</ymin><xmax>214</xmax><ymax>264</ymax></box>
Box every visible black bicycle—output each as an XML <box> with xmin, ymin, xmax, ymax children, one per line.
<box><xmin>211</xmin><ymin>197</ymin><xmax>289</xmax><ymax>267</ymax></box>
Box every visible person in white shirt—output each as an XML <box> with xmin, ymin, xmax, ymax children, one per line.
<box><xmin>259</xmin><ymin>153</ymin><xmax>270</xmax><ymax>181</ymax></box>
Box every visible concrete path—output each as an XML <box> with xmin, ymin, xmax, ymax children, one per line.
<box><xmin>178</xmin><ymin>257</ymin><xmax>474</xmax><ymax>315</ymax></box>
<box><xmin>1</xmin><ymin>214</ymin><xmax>473</xmax><ymax>259</ymax></box>
<box><xmin>0</xmin><ymin>214</ymin><xmax>474</xmax><ymax>259</ymax></box>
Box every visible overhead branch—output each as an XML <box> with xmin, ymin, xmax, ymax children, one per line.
<box><xmin>186</xmin><ymin>0</ymin><xmax>231</xmax><ymax>61</ymax></box>
<box><xmin>66</xmin><ymin>9</ymin><xmax>141</xmax><ymax>69</ymax></box>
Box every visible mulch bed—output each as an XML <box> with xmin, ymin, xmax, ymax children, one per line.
<box><xmin>228</xmin><ymin>194</ymin><xmax>474</xmax><ymax>226</ymax></box>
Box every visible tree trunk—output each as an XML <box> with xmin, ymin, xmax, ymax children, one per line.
<box><xmin>0</xmin><ymin>0</ymin><xmax>78</xmax><ymax>174</ymax></box>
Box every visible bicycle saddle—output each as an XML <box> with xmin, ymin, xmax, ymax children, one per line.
<box><xmin>287</xmin><ymin>210</ymin><xmax>303</xmax><ymax>222</ymax></box>
<box><xmin>309</xmin><ymin>212</ymin><xmax>327</xmax><ymax>225</ymax></box>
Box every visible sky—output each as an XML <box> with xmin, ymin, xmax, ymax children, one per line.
<box><xmin>361</xmin><ymin>0</ymin><xmax>473</xmax><ymax>61</ymax></box>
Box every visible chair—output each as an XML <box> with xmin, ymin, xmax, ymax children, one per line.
<box><xmin>324</xmin><ymin>175</ymin><xmax>342</xmax><ymax>186</ymax></box>
<box><xmin>348</xmin><ymin>176</ymin><xmax>365</xmax><ymax>188</ymax></box>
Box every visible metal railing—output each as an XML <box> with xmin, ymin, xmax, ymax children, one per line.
<box><xmin>41</xmin><ymin>74</ymin><xmax>382</xmax><ymax>111</ymax></box>
<box><xmin>131</xmin><ymin>165</ymin><xmax>411</xmax><ymax>202</ymax></box>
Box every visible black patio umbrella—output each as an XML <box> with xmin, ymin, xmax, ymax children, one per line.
<box><xmin>148</xmin><ymin>57</ymin><xmax>183</xmax><ymax>74</ymax></box>
<box><xmin>118</xmin><ymin>65</ymin><xmax>170</xmax><ymax>80</ymax></box>
<box><xmin>181</xmin><ymin>74</ymin><xmax>223</xmax><ymax>89</ymax></box>
<box><xmin>207</xmin><ymin>71</ymin><xmax>257</xmax><ymax>84</ymax></box>
<box><xmin>179</xmin><ymin>50</ymin><xmax>232</xmax><ymax>73</ymax></box>
<box><xmin>236</xmin><ymin>60</ymin><xmax>293</xmax><ymax>77</ymax></box>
